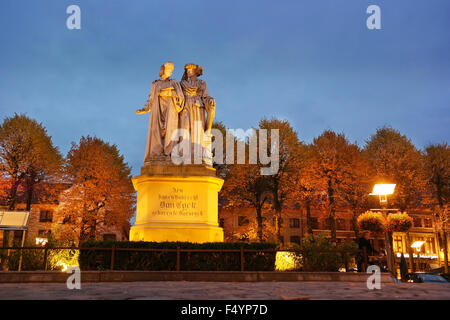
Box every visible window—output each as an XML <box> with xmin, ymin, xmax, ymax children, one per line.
<box><xmin>289</xmin><ymin>218</ymin><xmax>300</xmax><ymax>228</ymax></box>
<box><xmin>219</xmin><ymin>218</ymin><xmax>225</xmax><ymax>228</ymax></box>
<box><xmin>39</xmin><ymin>210</ymin><xmax>53</xmax><ymax>222</ymax></box>
<box><xmin>423</xmin><ymin>218</ymin><xmax>432</xmax><ymax>228</ymax></box>
<box><xmin>426</xmin><ymin>237</ymin><xmax>436</xmax><ymax>254</ymax></box>
<box><xmin>103</xmin><ymin>234</ymin><xmax>116</xmax><ymax>241</ymax></box>
<box><xmin>413</xmin><ymin>217</ymin><xmax>422</xmax><ymax>228</ymax></box>
<box><xmin>393</xmin><ymin>235</ymin><xmax>403</xmax><ymax>253</ymax></box>
<box><xmin>238</xmin><ymin>216</ymin><xmax>249</xmax><ymax>226</ymax></box>
<box><xmin>336</xmin><ymin>218</ymin><xmax>346</xmax><ymax>230</ymax></box>
<box><xmin>290</xmin><ymin>236</ymin><xmax>301</xmax><ymax>244</ymax></box>
<box><xmin>310</xmin><ymin>217</ymin><xmax>319</xmax><ymax>229</ymax></box>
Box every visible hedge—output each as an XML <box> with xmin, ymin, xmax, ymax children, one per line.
<box><xmin>79</xmin><ymin>241</ymin><xmax>277</xmax><ymax>271</ymax></box>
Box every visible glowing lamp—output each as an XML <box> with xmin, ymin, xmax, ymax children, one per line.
<box><xmin>411</xmin><ymin>241</ymin><xmax>425</xmax><ymax>251</ymax></box>
<box><xmin>370</xmin><ymin>184</ymin><xmax>396</xmax><ymax>203</ymax></box>
<box><xmin>35</xmin><ymin>237</ymin><xmax>48</xmax><ymax>246</ymax></box>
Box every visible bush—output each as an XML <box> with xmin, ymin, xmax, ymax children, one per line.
<box><xmin>0</xmin><ymin>239</ymin><xmax>79</xmax><ymax>271</ymax></box>
<box><xmin>79</xmin><ymin>241</ymin><xmax>277</xmax><ymax>271</ymax></box>
<box><xmin>357</xmin><ymin>211</ymin><xmax>386</xmax><ymax>233</ymax></box>
<box><xmin>1</xmin><ymin>241</ymin><xmax>45</xmax><ymax>271</ymax></box>
<box><xmin>300</xmin><ymin>234</ymin><xmax>357</xmax><ymax>272</ymax></box>
<box><xmin>386</xmin><ymin>212</ymin><xmax>413</xmax><ymax>233</ymax></box>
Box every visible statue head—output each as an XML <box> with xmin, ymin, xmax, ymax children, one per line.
<box><xmin>182</xmin><ymin>63</ymin><xmax>203</xmax><ymax>81</ymax></box>
<box><xmin>159</xmin><ymin>61</ymin><xmax>174</xmax><ymax>80</ymax></box>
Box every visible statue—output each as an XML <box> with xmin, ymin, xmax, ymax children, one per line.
<box><xmin>130</xmin><ymin>62</ymin><xmax>224</xmax><ymax>243</ymax></box>
<box><xmin>179</xmin><ymin>63</ymin><xmax>216</xmax><ymax>165</ymax></box>
<box><xmin>136</xmin><ymin>62</ymin><xmax>184</xmax><ymax>163</ymax></box>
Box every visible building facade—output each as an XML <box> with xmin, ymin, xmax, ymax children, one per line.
<box><xmin>219</xmin><ymin>206</ymin><xmax>449</xmax><ymax>271</ymax></box>
<box><xmin>0</xmin><ymin>202</ymin><xmax>129</xmax><ymax>247</ymax></box>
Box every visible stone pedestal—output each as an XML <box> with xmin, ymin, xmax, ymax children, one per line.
<box><xmin>129</xmin><ymin>163</ymin><xmax>224</xmax><ymax>243</ymax></box>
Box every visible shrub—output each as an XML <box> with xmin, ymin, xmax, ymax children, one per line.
<box><xmin>386</xmin><ymin>212</ymin><xmax>413</xmax><ymax>233</ymax></box>
<box><xmin>275</xmin><ymin>243</ymin><xmax>303</xmax><ymax>271</ymax></box>
<box><xmin>1</xmin><ymin>241</ymin><xmax>45</xmax><ymax>271</ymax></box>
<box><xmin>357</xmin><ymin>211</ymin><xmax>386</xmax><ymax>233</ymax></box>
<box><xmin>1</xmin><ymin>239</ymin><xmax>79</xmax><ymax>271</ymax></box>
<box><xmin>300</xmin><ymin>234</ymin><xmax>356</xmax><ymax>271</ymax></box>
<box><xmin>78</xmin><ymin>241</ymin><xmax>277</xmax><ymax>271</ymax></box>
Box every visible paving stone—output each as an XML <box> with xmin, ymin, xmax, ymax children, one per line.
<box><xmin>0</xmin><ymin>282</ymin><xmax>449</xmax><ymax>300</ymax></box>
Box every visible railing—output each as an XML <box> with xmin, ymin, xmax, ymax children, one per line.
<box><xmin>0</xmin><ymin>245</ymin><xmax>368</xmax><ymax>272</ymax></box>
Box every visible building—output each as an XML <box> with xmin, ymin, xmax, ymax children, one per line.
<box><xmin>0</xmin><ymin>184</ymin><xmax>129</xmax><ymax>247</ymax></box>
<box><xmin>219</xmin><ymin>206</ymin><xmax>449</xmax><ymax>271</ymax></box>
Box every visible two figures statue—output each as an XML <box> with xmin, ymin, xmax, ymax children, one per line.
<box><xmin>136</xmin><ymin>62</ymin><xmax>216</xmax><ymax>166</ymax></box>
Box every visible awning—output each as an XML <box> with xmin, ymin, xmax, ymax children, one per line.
<box><xmin>0</xmin><ymin>211</ymin><xmax>30</xmax><ymax>230</ymax></box>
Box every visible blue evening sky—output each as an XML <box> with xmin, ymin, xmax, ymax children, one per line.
<box><xmin>0</xmin><ymin>0</ymin><xmax>449</xmax><ymax>176</ymax></box>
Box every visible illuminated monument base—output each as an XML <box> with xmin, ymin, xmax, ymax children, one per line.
<box><xmin>129</xmin><ymin>163</ymin><xmax>224</xmax><ymax>243</ymax></box>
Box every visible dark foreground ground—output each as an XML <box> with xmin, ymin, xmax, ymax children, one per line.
<box><xmin>0</xmin><ymin>281</ymin><xmax>449</xmax><ymax>300</ymax></box>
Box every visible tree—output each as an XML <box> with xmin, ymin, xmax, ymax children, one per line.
<box><xmin>424</xmin><ymin>143</ymin><xmax>449</xmax><ymax>273</ymax></box>
<box><xmin>364</xmin><ymin>126</ymin><xmax>428</xmax><ymax>270</ymax></box>
<box><xmin>221</xmin><ymin>161</ymin><xmax>270</xmax><ymax>242</ymax></box>
<box><xmin>340</xmin><ymin>146</ymin><xmax>372</xmax><ymax>238</ymax></box>
<box><xmin>56</xmin><ymin>136</ymin><xmax>135</xmax><ymax>241</ymax></box>
<box><xmin>259</xmin><ymin>118</ymin><xmax>301</xmax><ymax>244</ymax></box>
<box><xmin>310</xmin><ymin>130</ymin><xmax>361</xmax><ymax>243</ymax></box>
<box><xmin>363</xmin><ymin>126</ymin><xmax>427</xmax><ymax>211</ymax></box>
<box><xmin>293</xmin><ymin>144</ymin><xmax>319</xmax><ymax>235</ymax></box>
<box><xmin>0</xmin><ymin>113</ymin><xmax>62</xmax><ymax>210</ymax></box>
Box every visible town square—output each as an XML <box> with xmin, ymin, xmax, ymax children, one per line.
<box><xmin>0</xmin><ymin>0</ymin><xmax>449</xmax><ymax>316</ymax></box>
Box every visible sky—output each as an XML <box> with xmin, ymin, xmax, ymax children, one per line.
<box><xmin>0</xmin><ymin>0</ymin><xmax>449</xmax><ymax>177</ymax></box>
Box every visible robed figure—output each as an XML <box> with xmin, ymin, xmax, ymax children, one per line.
<box><xmin>136</xmin><ymin>62</ymin><xmax>184</xmax><ymax>163</ymax></box>
<box><xmin>179</xmin><ymin>63</ymin><xmax>216</xmax><ymax>164</ymax></box>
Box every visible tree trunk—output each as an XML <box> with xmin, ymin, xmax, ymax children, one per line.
<box><xmin>351</xmin><ymin>209</ymin><xmax>359</xmax><ymax>239</ymax></box>
<box><xmin>442</xmin><ymin>226</ymin><xmax>449</xmax><ymax>274</ymax></box>
<box><xmin>25</xmin><ymin>178</ymin><xmax>35</xmax><ymax>211</ymax></box>
<box><xmin>272</xmin><ymin>188</ymin><xmax>283</xmax><ymax>244</ymax></box>
<box><xmin>327</xmin><ymin>179</ymin><xmax>336</xmax><ymax>243</ymax></box>
<box><xmin>256</xmin><ymin>206</ymin><xmax>263</xmax><ymax>242</ymax></box>
<box><xmin>7</xmin><ymin>178</ymin><xmax>21</xmax><ymax>210</ymax></box>
<box><xmin>88</xmin><ymin>220</ymin><xmax>97</xmax><ymax>240</ymax></box>
<box><xmin>305</xmin><ymin>200</ymin><xmax>313</xmax><ymax>235</ymax></box>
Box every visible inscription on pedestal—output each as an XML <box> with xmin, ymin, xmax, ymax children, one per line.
<box><xmin>152</xmin><ymin>187</ymin><xmax>203</xmax><ymax>217</ymax></box>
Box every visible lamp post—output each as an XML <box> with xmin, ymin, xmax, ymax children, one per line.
<box><xmin>370</xmin><ymin>184</ymin><xmax>396</xmax><ymax>274</ymax></box>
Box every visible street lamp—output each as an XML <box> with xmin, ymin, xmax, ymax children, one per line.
<box><xmin>370</xmin><ymin>184</ymin><xmax>396</xmax><ymax>204</ymax></box>
<box><xmin>369</xmin><ymin>183</ymin><xmax>397</xmax><ymax>274</ymax></box>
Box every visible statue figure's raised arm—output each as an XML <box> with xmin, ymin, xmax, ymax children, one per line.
<box><xmin>136</xmin><ymin>80</ymin><xmax>156</xmax><ymax>115</ymax></box>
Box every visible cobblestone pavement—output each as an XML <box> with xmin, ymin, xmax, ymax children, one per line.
<box><xmin>0</xmin><ymin>281</ymin><xmax>449</xmax><ymax>300</ymax></box>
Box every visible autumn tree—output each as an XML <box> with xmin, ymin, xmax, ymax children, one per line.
<box><xmin>363</xmin><ymin>126</ymin><xmax>427</xmax><ymax>211</ymax></box>
<box><xmin>56</xmin><ymin>136</ymin><xmax>135</xmax><ymax>241</ymax></box>
<box><xmin>364</xmin><ymin>126</ymin><xmax>427</xmax><ymax>268</ymax></box>
<box><xmin>310</xmin><ymin>130</ymin><xmax>362</xmax><ymax>243</ymax></box>
<box><xmin>259</xmin><ymin>118</ymin><xmax>301</xmax><ymax>244</ymax></box>
<box><xmin>340</xmin><ymin>147</ymin><xmax>373</xmax><ymax>238</ymax></box>
<box><xmin>221</xmin><ymin>154</ymin><xmax>270</xmax><ymax>242</ymax></box>
<box><xmin>0</xmin><ymin>113</ymin><xmax>62</xmax><ymax>210</ymax></box>
<box><xmin>424</xmin><ymin>143</ymin><xmax>449</xmax><ymax>273</ymax></box>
